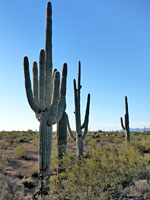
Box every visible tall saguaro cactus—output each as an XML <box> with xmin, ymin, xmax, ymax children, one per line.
<box><xmin>120</xmin><ymin>96</ymin><xmax>130</xmax><ymax>142</ymax></box>
<box><xmin>23</xmin><ymin>2</ymin><xmax>67</xmax><ymax>182</ymax></box>
<box><xmin>69</xmin><ymin>61</ymin><xmax>90</xmax><ymax>158</ymax></box>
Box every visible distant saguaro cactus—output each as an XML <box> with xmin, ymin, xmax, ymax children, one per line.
<box><xmin>120</xmin><ymin>96</ymin><xmax>130</xmax><ymax>142</ymax></box>
<box><xmin>23</xmin><ymin>2</ymin><xmax>67</xmax><ymax>189</ymax></box>
<box><xmin>68</xmin><ymin>61</ymin><xmax>90</xmax><ymax>158</ymax></box>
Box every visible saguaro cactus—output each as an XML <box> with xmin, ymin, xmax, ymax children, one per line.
<box><xmin>23</xmin><ymin>2</ymin><xmax>67</xmax><ymax>182</ymax></box>
<box><xmin>120</xmin><ymin>96</ymin><xmax>130</xmax><ymax>142</ymax></box>
<box><xmin>56</xmin><ymin>66</ymin><xmax>68</xmax><ymax>172</ymax></box>
<box><xmin>69</xmin><ymin>61</ymin><xmax>90</xmax><ymax>158</ymax></box>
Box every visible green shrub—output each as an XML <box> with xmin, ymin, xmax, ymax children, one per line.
<box><xmin>14</xmin><ymin>145</ymin><xmax>28</xmax><ymax>159</ymax></box>
<box><xmin>49</xmin><ymin>145</ymin><xmax>149</xmax><ymax>200</ymax></box>
<box><xmin>0</xmin><ymin>153</ymin><xmax>9</xmax><ymax>171</ymax></box>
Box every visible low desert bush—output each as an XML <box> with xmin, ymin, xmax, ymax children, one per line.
<box><xmin>0</xmin><ymin>174</ymin><xmax>24</xmax><ymax>200</ymax></box>
<box><xmin>14</xmin><ymin>144</ymin><xmax>28</xmax><ymax>159</ymax></box>
<box><xmin>49</xmin><ymin>145</ymin><xmax>149</xmax><ymax>200</ymax></box>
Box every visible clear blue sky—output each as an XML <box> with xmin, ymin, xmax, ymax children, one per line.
<box><xmin>0</xmin><ymin>0</ymin><xmax>149</xmax><ymax>131</ymax></box>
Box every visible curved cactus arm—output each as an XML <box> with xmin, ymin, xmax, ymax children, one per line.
<box><xmin>32</xmin><ymin>61</ymin><xmax>38</xmax><ymax>104</ymax></box>
<box><xmin>55</xmin><ymin>98</ymin><xmax>65</xmax><ymax>122</ymax></box>
<box><xmin>47</xmin><ymin>71</ymin><xmax>60</xmax><ymax>125</ymax></box>
<box><xmin>23</xmin><ymin>56</ymin><xmax>40</xmax><ymax>114</ymax></box>
<box><xmin>82</xmin><ymin>94</ymin><xmax>90</xmax><ymax>139</ymax></box>
<box><xmin>120</xmin><ymin>117</ymin><xmax>125</xmax><ymax>130</ymax></box>
<box><xmin>81</xmin><ymin>93</ymin><xmax>90</xmax><ymax>129</ymax></box>
<box><xmin>45</xmin><ymin>2</ymin><xmax>52</xmax><ymax>107</ymax></box>
<box><xmin>39</xmin><ymin>50</ymin><xmax>45</xmax><ymax>110</ymax></box>
<box><xmin>47</xmin><ymin>62</ymin><xmax>67</xmax><ymax>126</ymax></box>
<box><xmin>52</xmin><ymin>63</ymin><xmax>67</xmax><ymax>123</ymax></box>
<box><xmin>67</xmin><ymin>114</ymin><xmax>76</xmax><ymax>141</ymax></box>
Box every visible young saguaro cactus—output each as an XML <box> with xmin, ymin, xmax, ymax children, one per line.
<box><xmin>68</xmin><ymin>61</ymin><xmax>90</xmax><ymax>158</ymax></box>
<box><xmin>23</xmin><ymin>2</ymin><xmax>67</xmax><ymax>180</ymax></box>
<box><xmin>120</xmin><ymin>96</ymin><xmax>130</xmax><ymax>142</ymax></box>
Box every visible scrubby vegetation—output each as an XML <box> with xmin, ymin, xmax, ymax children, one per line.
<box><xmin>1</xmin><ymin>130</ymin><xmax>150</xmax><ymax>199</ymax></box>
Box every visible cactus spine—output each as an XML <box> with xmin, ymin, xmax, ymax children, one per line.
<box><xmin>120</xmin><ymin>96</ymin><xmax>130</xmax><ymax>142</ymax></box>
<box><xmin>69</xmin><ymin>61</ymin><xmax>90</xmax><ymax>158</ymax></box>
<box><xmin>23</xmin><ymin>2</ymin><xmax>67</xmax><ymax>181</ymax></box>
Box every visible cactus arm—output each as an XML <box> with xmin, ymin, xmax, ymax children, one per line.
<box><xmin>51</xmin><ymin>64</ymin><xmax>67</xmax><ymax>123</ymax></box>
<box><xmin>51</xmin><ymin>70</ymin><xmax>60</xmax><ymax>114</ymax></box>
<box><xmin>32</xmin><ymin>61</ymin><xmax>38</xmax><ymax>104</ymax></box>
<box><xmin>47</xmin><ymin>71</ymin><xmax>60</xmax><ymax>125</ymax></box>
<box><xmin>82</xmin><ymin>94</ymin><xmax>90</xmax><ymax>139</ymax></box>
<box><xmin>45</xmin><ymin>2</ymin><xmax>52</xmax><ymax>107</ymax></box>
<box><xmin>32</xmin><ymin>61</ymin><xmax>40</xmax><ymax>120</ymax></box>
<box><xmin>39</xmin><ymin>50</ymin><xmax>45</xmax><ymax>110</ymax></box>
<box><xmin>55</xmin><ymin>98</ymin><xmax>65</xmax><ymax>122</ymax></box>
<box><xmin>81</xmin><ymin>93</ymin><xmax>90</xmax><ymax>129</ymax></box>
<box><xmin>120</xmin><ymin>117</ymin><xmax>125</xmax><ymax>130</ymax></box>
<box><xmin>60</xmin><ymin>63</ymin><xmax>67</xmax><ymax>98</ymax></box>
<box><xmin>23</xmin><ymin>56</ymin><xmax>40</xmax><ymax>114</ymax></box>
<box><xmin>67</xmin><ymin>114</ymin><xmax>76</xmax><ymax>141</ymax></box>
<box><xmin>47</xmin><ymin>66</ymin><xmax>67</xmax><ymax>126</ymax></box>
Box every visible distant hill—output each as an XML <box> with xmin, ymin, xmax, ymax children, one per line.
<box><xmin>119</xmin><ymin>128</ymin><xmax>150</xmax><ymax>132</ymax></box>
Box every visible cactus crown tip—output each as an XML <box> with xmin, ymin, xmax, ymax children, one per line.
<box><xmin>24</xmin><ymin>56</ymin><xmax>28</xmax><ymax>60</ymax></box>
<box><xmin>63</xmin><ymin>62</ymin><xmax>67</xmax><ymax>66</ymax></box>
<box><xmin>24</xmin><ymin>56</ymin><xmax>28</xmax><ymax>64</ymax></box>
<box><xmin>40</xmin><ymin>49</ymin><xmax>45</xmax><ymax>54</ymax></box>
<box><xmin>63</xmin><ymin>63</ymin><xmax>67</xmax><ymax>74</ymax></box>
<box><xmin>47</xmin><ymin>2</ymin><xmax>52</xmax><ymax>11</ymax></box>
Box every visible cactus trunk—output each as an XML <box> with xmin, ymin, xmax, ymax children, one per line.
<box><xmin>39</xmin><ymin>113</ymin><xmax>49</xmax><ymax>178</ymax></box>
<box><xmin>57</xmin><ymin>111</ymin><xmax>67</xmax><ymax>173</ymax></box>
<box><xmin>77</xmin><ymin>135</ymin><xmax>83</xmax><ymax>158</ymax></box>
<box><xmin>57</xmin><ymin>111</ymin><xmax>67</xmax><ymax>159</ymax></box>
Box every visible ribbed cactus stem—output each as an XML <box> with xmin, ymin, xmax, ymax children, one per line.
<box><xmin>57</xmin><ymin>112</ymin><xmax>67</xmax><ymax>160</ymax></box>
<box><xmin>33</xmin><ymin>61</ymin><xmax>38</xmax><ymax>104</ymax></box>
<box><xmin>39</xmin><ymin>50</ymin><xmax>45</xmax><ymax>110</ymax></box>
<box><xmin>120</xmin><ymin>96</ymin><xmax>130</xmax><ymax>142</ymax></box>
<box><xmin>82</xmin><ymin>93</ymin><xmax>90</xmax><ymax>139</ymax></box>
<box><xmin>24</xmin><ymin>57</ymin><xmax>40</xmax><ymax>114</ymax></box>
<box><xmin>45</xmin><ymin>2</ymin><xmax>52</xmax><ymax>107</ymax></box>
